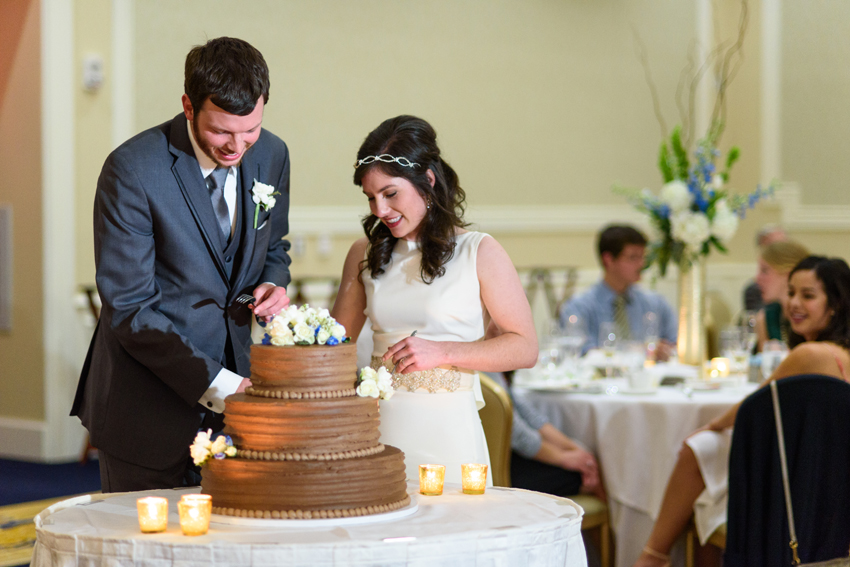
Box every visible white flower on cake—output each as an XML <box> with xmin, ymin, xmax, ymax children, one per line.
<box><xmin>293</xmin><ymin>322</ymin><xmax>315</xmax><ymax>344</ymax></box>
<box><xmin>356</xmin><ymin>366</ymin><xmax>394</xmax><ymax>400</ymax></box>
<box><xmin>316</xmin><ymin>327</ymin><xmax>331</xmax><ymax>345</ymax></box>
<box><xmin>262</xmin><ymin>304</ymin><xmax>350</xmax><ymax>347</ymax></box>
<box><xmin>190</xmin><ymin>429</ymin><xmax>236</xmax><ymax>466</ymax></box>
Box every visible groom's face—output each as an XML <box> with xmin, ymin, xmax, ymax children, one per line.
<box><xmin>183</xmin><ymin>95</ymin><xmax>264</xmax><ymax>168</ymax></box>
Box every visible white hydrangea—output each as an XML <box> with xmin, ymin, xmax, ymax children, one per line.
<box><xmin>660</xmin><ymin>180</ymin><xmax>692</xmax><ymax>213</ymax></box>
<box><xmin>710</xmin><ymin>199</ymin><xmax>739</xmax><ymax>243</ymax></box>
<box><xmin>671</xmin><ymin>211</ymin><xmax>711</xmax><ymax>249</ymax></box>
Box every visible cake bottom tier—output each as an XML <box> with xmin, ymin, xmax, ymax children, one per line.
<box><xmin>201</xmin><ymin>445</ymin><xmax>409</xmax><ymax>518</ymax></box>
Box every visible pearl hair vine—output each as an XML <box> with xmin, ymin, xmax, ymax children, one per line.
<box><xmin>354</xmin><ymin>154</ymin><xmax>420</xmax><ymax>169</ymax></box>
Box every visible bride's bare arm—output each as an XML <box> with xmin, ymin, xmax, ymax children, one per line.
<box><xmin>330</xmin><ymin>238</ymin><xmax>369</xmax><ymax>342</ymax></box>
<box><xmin>385</xmin><ymin>236</ymin><xmax>538</xmax><ymax>373</ymax></box>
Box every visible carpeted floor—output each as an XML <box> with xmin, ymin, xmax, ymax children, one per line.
<box><xmin>0</xmin><ymin>458</ymin><xmax>101</xmax><ymax>507</ymax></box>
<box><xmin>0</xmin><ymin>458</ymin><xmax>101</xmax><ymax>567</ymax></box>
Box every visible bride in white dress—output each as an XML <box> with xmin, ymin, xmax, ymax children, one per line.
<box><xmin>332</xmin><ymin>115</ymin><xmax>538</xmax><ymax>485</ymax></box>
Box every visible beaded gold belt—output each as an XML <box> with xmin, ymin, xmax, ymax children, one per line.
<box><xmin>370</xmin><ymin>356</ymin><xmax>461</xmax><ymax>393</ymax></box>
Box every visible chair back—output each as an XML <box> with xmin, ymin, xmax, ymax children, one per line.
<box><xmin>478</xmin><ymin>373</ymin><xmax>513</xmax><ymax>487</ymax></box>
<box><xmin>724</xmin><ymin>374</ymin><xmax>850</xmax><ymax>566</ymax></box>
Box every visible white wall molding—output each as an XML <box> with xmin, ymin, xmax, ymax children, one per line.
<box><xmin>289</xmin><ymin>192</ymin><xmax>850</xmax><ymax>237</ymax></box>
<box><xmin>42</xmin><ymin>0</ymin><xmax>88</xmax><ymax>462</ymax></box>
<box><xmin>288</xmin><ymin>204</ymin><xmax>648</xmax><ymax>236</ymax></box>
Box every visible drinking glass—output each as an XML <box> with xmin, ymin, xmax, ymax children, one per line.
<box><xmin>599</xmin><ymin>322</ymin><xmax>618</xmax><ymax>356</ymax></box>
<box><xmin>740</xmin><ymin>310</ymin><xmax>759</xmax><ymax>352</ymax></box>
<box><xmin>761</xmin><ymin>339</ymin><xmax>789</xmax><ymax>379</ymax></box>
<box><xmin>643</xmin><ymin>311</ymin><xmax>659</xmax><ymax>363</ymax></box>
<box><xmin>721</xmin><ymin>327</ymin><xmax>749</xmax><ymax>374</ymax></box>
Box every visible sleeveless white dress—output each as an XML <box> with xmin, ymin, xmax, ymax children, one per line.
<box><xmin>363</xmin><ymin>231</ymin><xmax>492</xmax><ymax>486</ymax></box>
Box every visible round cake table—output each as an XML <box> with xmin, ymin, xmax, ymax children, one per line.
<box><xmin>32</xmin><ymin>483</ymin><xmax>586</xmax><ymax>567</ymax></box>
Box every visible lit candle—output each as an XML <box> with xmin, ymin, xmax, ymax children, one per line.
<box><xmin>136</xmin><ymin>497</ymin><xmax>168</xmax><ymax>533</ymax></box>
<box><xmin>178</xmin><ymin>494</ymin><xmax>212</xmax><ymax>536</ymax></box>
<box><xmin>710</xmin><ymin>357</ymin><xmax>731</xmax><ymax>378</ymax></box>
<box><xmin>461</xmin><ymin>463</ymin><xmax>488</xmax><ymax>495</ymax></box>
<box><xmin>418</xmin><ymin>464</ymin><xmax>446</xmax><ymax>496</ymax></box>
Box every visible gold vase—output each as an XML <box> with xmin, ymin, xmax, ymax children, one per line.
<box><xmin>677</xmin><ymin>257</ymin><xmax>707</xmax><ymax>369</ymax></box>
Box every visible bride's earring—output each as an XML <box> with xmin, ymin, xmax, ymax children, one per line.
<box><xmin>426</xmin><ymin>197</ymin><xmax>431</xmax><ymax>210</ymax></box>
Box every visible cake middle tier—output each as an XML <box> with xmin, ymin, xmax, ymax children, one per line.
<box><xmin>223</xmin><ymin>394</ymin><xmax>382</xmax><ymax>454</ymax></box>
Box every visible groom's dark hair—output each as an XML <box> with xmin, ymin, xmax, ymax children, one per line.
<box><xmin>184</xmin><ymin>37</ymin><xmax>270</xmax><ymax>116</ymax></box>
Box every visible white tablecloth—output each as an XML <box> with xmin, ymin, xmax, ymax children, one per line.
<box><xmin>514</xmin><ymin>379</ymin><xmax>756</xmax><ymax>567</ymax></box>
<box><xmin>32</xmin><ymin>484</ymin><xmax>586</xmax><ymax>567</ymax></box>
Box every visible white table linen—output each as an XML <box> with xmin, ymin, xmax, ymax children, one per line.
<box><xmin>514</xmin><ymin>378</ymin><xmax>755</xmax><ymax>567</ymax></box>
<box><xmin>33</xmin><ymin>484</ymin><xmax>586</xmax><ymax>567</ymax></box>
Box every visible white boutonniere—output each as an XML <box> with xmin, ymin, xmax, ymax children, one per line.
<box><xmin>251</xmin><ymin>179</ymin><xmax>279</xmax><ymax>229</ymax></box>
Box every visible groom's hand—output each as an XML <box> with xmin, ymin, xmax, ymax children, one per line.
<box><xmin>250</xmin><ymin>282</ymin><xmax>290</xmax><ymax>322</ymax></box>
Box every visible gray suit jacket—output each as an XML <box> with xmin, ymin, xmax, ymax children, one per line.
<box><xmin>72</xmin><ymin>113</ymin><xmax>291</xmax><ymax>469</ymax></box>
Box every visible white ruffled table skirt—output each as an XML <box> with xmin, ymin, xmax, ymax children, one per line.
<box><xmin>32</xmin><ymin>483</ymin><xmax>586</xmax><ymax>567</ymax></box>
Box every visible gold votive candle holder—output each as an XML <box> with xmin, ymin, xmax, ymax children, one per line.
<box><xmin>178</xmin><ymin>494</ymin><xmax>212</xmax><ymax>536</ymax></box>
<box><xmin>418</xmin><ymin>464</ymin><xmax>446</xmax><ymax>495</ymax></box>
<box><xmin>710</xmin><ymin>357</ymin><xmax>731</xmax><ymax>378</ymax></box>
<box><xmin>461</xmin><ymin>463</ymin><xmax>488</xmax><ymax>494</ymax></box>
<box><xmin>136</xmin><ymin>497</ymin><xmax>169</xmax><ymax>533</ymax></box>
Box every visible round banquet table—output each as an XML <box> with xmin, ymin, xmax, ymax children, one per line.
<box><xmin>514</xmin><ymin>376</ymin><xmax>757</xmax><ymax>567</ymax></box>
<box><xmin>32</xmin><ymin>483</ymin><xmax>586</xmax><ymax>567</ymax></box>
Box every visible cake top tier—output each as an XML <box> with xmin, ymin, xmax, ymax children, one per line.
<box><xmin>249</xmin><ymin>342</ymin><xmax>358</xmax><ymax>396</ymax></box>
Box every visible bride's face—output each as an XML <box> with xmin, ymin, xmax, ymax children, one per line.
<box><xmin>361</xmin><ymin>168</ymin><xmax>429</xmax><ymax>241</ymax></box>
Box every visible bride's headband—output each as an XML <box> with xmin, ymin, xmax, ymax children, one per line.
<box><xmin>354</xmin><ymin>154</ymin><xmax>420</xmax><ymax>169</ymax></box>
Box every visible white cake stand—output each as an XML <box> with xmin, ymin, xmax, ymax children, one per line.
<box><xmin>209</xmin><ymin>495</ymin><xmax>418</xmax><ymax>527</ymax></box>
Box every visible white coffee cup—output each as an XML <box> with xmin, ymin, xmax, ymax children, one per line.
<box><xmin>628</xmin><ymin>370</ymin><xmax>654</xmax><ymax>392</ymax></box>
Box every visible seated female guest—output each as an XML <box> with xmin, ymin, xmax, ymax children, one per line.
<box><xmin>753</xmin><ymin>240</ymin><xmax>809</xmax><ymax>351</ymax></box>
<box><xmin>635</xmin><ymin>256</ymin><xmax>850</xmax><ymax>567</ymax></box>
<box><xmin>332</xmin><ymin>115</ymin><xmax>538</xmax><ymax>485</ymax></box>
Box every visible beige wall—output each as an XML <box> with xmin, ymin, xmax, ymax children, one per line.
<box><xmin>0</xmin><ymin>0</ymin><xmax>44</xmax><ymax>421</ymax></box>
<box><xmin>4</xmin><ymin>0</ymin><xmax>850</xmax><ymax>459</ymax></box>
<box><xmin>782</xmin><ymin>0</ymin><xmax>850</xmax><ymax>206</ymax></box>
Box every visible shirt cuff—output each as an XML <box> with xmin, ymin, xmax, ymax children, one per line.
<box><xmin>198</xmin><ymin>368</ymin><xmax>244</xmax><ymax>413</ymax></box>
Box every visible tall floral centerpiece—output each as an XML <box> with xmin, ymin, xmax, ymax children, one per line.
<box><xmin>616</xmin><ymin>0</ymin><xmax>772</xmax><ymax>368</ymax></box>
<box><xmin>617</xmin><ymin>129</ymin><xmax>772</xmax><ymax>366</ymax></box>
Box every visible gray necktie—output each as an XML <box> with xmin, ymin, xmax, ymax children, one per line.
<box><xmin>205</xmin><ymin>167</ymin><xmax>231</xmax><ymax>243</ymax></box>
<box><xmin>613</xmin><ymin>294</ymin><xmax>631</xmax><ymax>340</ymax></box>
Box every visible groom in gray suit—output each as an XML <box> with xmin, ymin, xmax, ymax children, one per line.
<box><xmin>72</xmin><ymin>38</ymin><xmax>291</xmax><ymax>492</ymax></box>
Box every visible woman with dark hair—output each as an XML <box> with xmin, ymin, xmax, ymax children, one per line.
<box><xmin>635</xmin><ymin>256</ymin><xmax>850</xmax><ymax>567</ymax></box>
<box><xmin>332</xmin><ymin>115</ymin><xmax>538</xmax><ymax>485</ymax></box>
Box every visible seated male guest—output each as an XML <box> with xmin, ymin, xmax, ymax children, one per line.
<box><xmin>489</xmin><ymin>373</ymin><xmax>604</xmax><ymax>499</ymax></box>
<box><xmin>560</xmin><ymin>224</ymin><xmax>677</xmax><ymax>360</ymax></box>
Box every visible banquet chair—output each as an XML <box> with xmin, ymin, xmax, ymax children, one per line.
<box><xmin>571</xmin><ymin>494</ymin><xmax>611</xmax><ymax>567</ymax></box>
<box><xmin>724</xmin><ymin>374</ymin><xmax>850</xmax><ymax>566</ymax></box>
<box><xmin>478</xmin><ymin>373</ymin><xmax>513</xmax><ymax>487</ymax></box>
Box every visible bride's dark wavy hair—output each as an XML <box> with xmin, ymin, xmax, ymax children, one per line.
<box><xmin>353</xmin><ymin>115</ymin><xmax>468</xmax><ymax>283</ymax></box>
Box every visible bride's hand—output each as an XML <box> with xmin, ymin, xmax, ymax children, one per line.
<box><xmin>383</xmin><ymin>337</ymin><xmax>445</xmax><ymax>374</ymax></box>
